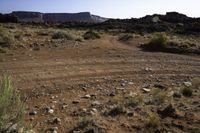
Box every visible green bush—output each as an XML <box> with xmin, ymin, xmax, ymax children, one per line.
<box><xmin>0</xmin><ymin>75</ymin><xmax>25</xmax><ymax>132</ymax></box>
<box><xmin>83</xmin><ymin>30</ymin><xmax>100</xmax><ymax>40</ymax></box>
<box><xmin>52</xmin><ymin>31</ymin><xmax>74</xmax><ymax>40</ymax></box>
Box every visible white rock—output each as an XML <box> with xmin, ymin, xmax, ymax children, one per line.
<box><xmin>184</xmin><ymin>82</ymin><xmax>192</xmax><ymax>87</ymax></box>
<box><xmin>142</xmin><ymin>88</ymin><xmax>151</xmax><ymax>93</ymax></box>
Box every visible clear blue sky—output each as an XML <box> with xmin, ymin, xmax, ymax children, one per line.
<box><xmin>0</xmin><ymin>0</ymin><xmax>199</xmax><ymax>18</ymax></box>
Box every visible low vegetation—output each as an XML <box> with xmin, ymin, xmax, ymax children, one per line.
<box><xmin>145</xmin><ymin>112</ymin><xmax>161</xmax><ymax>129</ymax></box>
<box><xmin>105</xmin><ymin>105</ymin><xmax>126</xmax><ymax>117</ymax></box>
<box><xmin>52</xmin><ymin>31</ymin><xmax>74</xmax><ymax>40</ymax></box>
<box><xmin>151</xmin><ymin>88</ymin><xmax>169</xmax><ymax>105</ymax></box>
<box><xmin>0</xmin><ymin>27</ymin><xmax>15</xmax><ymax>47</ymax></box>
<box><xmin>0</xmin><ymin>75</ymin><xmax>25</xmax><ymax>132</ymax></box>
<box><xmin>182</xmin><ymin>87</ymin><xmax>193</xmax><ymax>97</ymax></box>
<box><xmin>141</xmin><ymin>32</ymin><xmax>167</xmax><ymax>51</ymax></box>
<box><xmin>140</xmin><ymin>32</ymin><xmax>200</xmax><ymax>54</ymax></box>
<box><xmin>83</xmin><ymin>30</ymin><xmax>101</xmax><ymax>40</ymax></box>
<box><xmin>118</xmin><ymin>34</ymin><xmax>133</xmax><ymax>41</ymax></box>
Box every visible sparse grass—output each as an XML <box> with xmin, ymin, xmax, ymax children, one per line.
<box><xmin>181</xmin><ymin>87</ymin><xmax>193</xmax><ymax>97</ymax></box>
<box><xmin>118</xmin><ymin>34</ymin><xmax>133</xmax><ymax>41</ymax></box>
<box><xmin>0</xmin><ymin>75</ymin><xmax>25</xmax><ymax>132</ymax></box>
<box><xmin>83</xmin><ymin>30</ymin><xmax>100</xmax><ymax>40</ymax></box>
<box><xmin>52</xmin><ymin>31</ymin><xmax>74</xmax><ymax>40</ymax></box>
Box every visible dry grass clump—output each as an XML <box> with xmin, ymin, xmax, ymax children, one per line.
<box><xmin>0</xmin><ymin>75</ymin><xmax>25</xmax><ymax>132</ymax></box>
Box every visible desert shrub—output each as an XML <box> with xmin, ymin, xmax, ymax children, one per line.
<box><xmin>105</xmin><ymin>105</ymin><xmax>126</xmax><ymax>117</ymax></box>
<box><xmin>118</xmin><ymin>34</ymin><xmax>133</xmax><ymax>41</ymax></box>
<box><xmin>0</xmin><ymin>75</ymin><xmax>25</xmax><ymax>132</ymax></box>
<box><xmin>0</xmin><ymin>27</ymin><xmax>14</xmax><ymax>47</ymax></box>
<box><xmin>141</xmin><ymin>32</ymin><xmax>168</xmax><ymax>50</ymax></box>
<box><xmin>125</xmin><ymin>95</ymin><xmax>143</xmax><ymax>107</ymax></box>
<box><xmin>37</xmin><ymin>31</ymin><xmax>49</xmax><ymax>36</ymax></box>
<box><xmin>191</xmin><ymin>77</ymin><xmax>200</xmax><ymax>89</ymax></box>
<box><xmin>149</xmin><ymin>32</ymin><xmax>167</xmax><ymax>48</ymax></box>
<box><xmin>110</xmin><ymin>94</ymin><xmax>124</xmax><ymax>105</ymax></box>
<box><xmin>181</xmin><ymin>87</ymin><xmax>193</xmax><ymax>97</ymax></box>
<box><xmin>83</xmin><ymin>30</ymin><xmax>100</xmax><ymax>40</ymax></box>
<box><xmin>52</xmin><ymin>31</ymin><xmax>74</xmax><ymax>40</ymax></box>
<box><xmin>77</xmin><ymin>117</ymin><xmax>96</xmax><ymax>130</ymax></box>
<box><xmin>72</xmin><ymin>116</ymin><xmax>105</xmax><ymax>132</ymax></box>
<box><xmin>145</xmin><ymin>112</ymin><xmax>161</xmax><ymax>128</ymax></box>
<box><xmin>151</xmin><ymin>88</ymin><xmax>169</xmax><ymax>105</ymax></box>
<box><xmin>75</xmin><ymin>37</ymin><xmax>84</xmax><ymax>42</ymax></box>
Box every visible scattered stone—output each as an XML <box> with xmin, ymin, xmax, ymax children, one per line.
<box><xmin>52</xmin><ymin>117</ymin><xmax>61</xmax><ymax>124</ymax></box>
<box><xmin>82</xmin><ymin>94</ymin><xmax>91</xmax><ymax>99</ymax></box>
<box><xmin>90</xmin><ymin>108</ymin><xmax>98</xmax><ymax>115</ymax></box>
<box><xmin>128</xmin><ymin>82</ymin><xmax>134</xmax><ymax>85</ymax></box>
<box><xmin>142</xmin><ymin>88</ymin><xmax>151</xmax><ymax>93</ymax></box>
<box><xmin>173</xmin><ymin>91</ymin><xmax>182</xmax><ymax>98</ymax></box>
<box><xmin>45</xmin><ymin>107</ymin><xmax>54</xmax><ymax>114</ymax></box>
<box><xmin>109</xmin><ymin>92</ymin><xmax>115</xmax><ymax>97</ymax></box>
<box><xmin>62</xmin><ymin>103</ymin><xmax>68</xmax><ymax>109</ymax></box>
<box><xmin>49</xmin><ymin>127</ymin><xmax>58</xmax><ymax>132</ymax></box>
<box><xmin>29</xmin><ymin>111</ymin><xmax>37</xmax><ymax>116</ymax></box>
<box><xmin>25</xmin><ymin>130</ymin><xmax>36</xmax><ymax>133</ymax></box>
<box><xmin>121</xmin><ymin>83</ymin><xmax>126</xmax><ymax>87</ymax></box>
<box><xmin>73</xmin><ymin>131</ymin><xmax>81</xmax><ymax>133</ymax></box>
<box><xmin>72</xmin><ymin>100</ymin><xmax>80</xmax><ymax>104</ymax></box>
<box><xmin>145</xmin><ymin>67</ymin><xmax>152</xmax><ymax>71</ymax></box>
<box><xmin>91</xmin><ymin>101</ymin><xmax>101</xmax><ymax>106</ymax></box>
<box><xmin>116</xmin><ymin>87</ymin><xmax>125</xmax><ymax>90</ymax></box>
<box><xmin>154</xmin><ymin>84</ymin><xmax>167</xmax><ymax>90</ymax></box>
<box><xmin>127</xmin><ymin>111</ymin><xmax>134</xmax><ymax>117</ymax></box>
<box><xmin>7</xmin><ymin>123</ymin><xmax>18</xmax><ymax>133</ymax></box>
<box><xmin>183</xmin><ymin>82</ymin><xmax>192</xmax><ymax>87</ymax></box>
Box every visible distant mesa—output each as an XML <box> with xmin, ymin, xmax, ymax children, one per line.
<box><xmin>11</xmin><ymin>11</ymin><xmax>108</xmax><ymax>23</ymax></box>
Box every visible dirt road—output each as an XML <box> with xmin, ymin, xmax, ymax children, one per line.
<box><xmin>0</xmin><ymin>35</ymin><xmax>199</xmax><ymax>132</ymax></box>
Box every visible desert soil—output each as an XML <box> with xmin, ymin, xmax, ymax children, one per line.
<box><xmin>0</xmin><ymin>35</ymin><xmax>199</xmax><ymax>133</ymax></box>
